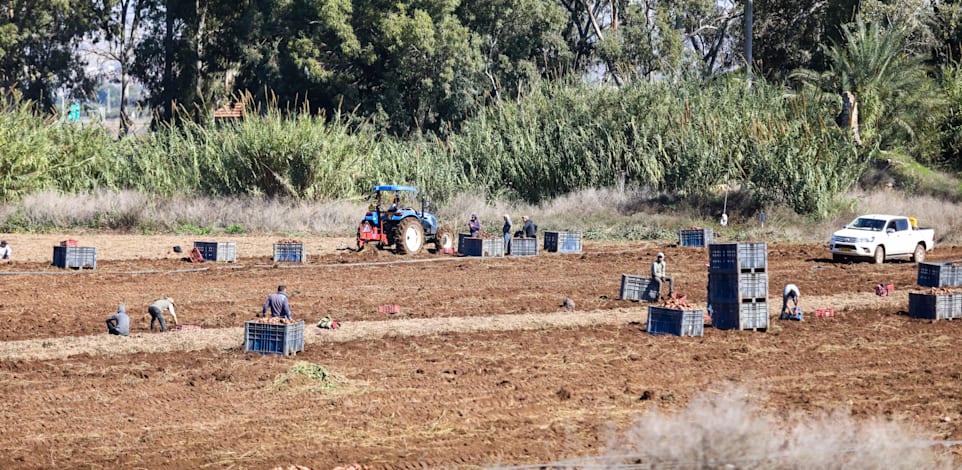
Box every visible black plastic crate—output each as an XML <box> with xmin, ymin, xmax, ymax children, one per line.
<box><xmin>711</xmin><ymin>302</ymin><xmax>769</xmax><ymax>331</ymax></box>
<box><xmin>52</xmin><ymin>246</ymin><xmax>97</xmax><ymax>269</ymax></box>
<box><xmin>917</xmin><ymin>262</ymin><xmax>962</xmax><ymax>288</ymax></box>
<box><xmin>647</xmin><ymin>306</ymin><xmax>705</xmax><ymax>336</ymax></box>
<box><xmin>709</xmin><ymin>242</ymin><xmax>767</xmax><ymax>273</ymax></box>
<box><xmin>457</xmin><ymin>233</ymin><xmax>471</xmax><ymax>254</ymax></box>
<box><xmin>273</xmin><ymin>243</ymin><xmax>305</xmax><ymax>263</ymax></box>
<box><xmin>461</xmin><ymin>237</ymin><xmax>504</xmax><ymax>257</ymax></box>
<box><xmin>708</xmin><ymin>272</ymin><xmax>768</xmax><ymax>303</ymax></box>
<box><xmin>908</xmin><ymin>292</ymin><xmax>962</xmax><ymax>320</ymax></box>
<box><xmin>194</xmin><ymin>241</ymin><xmax>237</xmax><ymax>262</ymax></box>
<box><xmin>244</xmin><ymin>320</ymin><xmax>305</xmax><ymax>355</ymax></box>
<box><xmin>679</xmin><ymin>228</ymin><xmax>714</xmax><ymax>248</ymax></box>
<box><xmin>620</xmin><ymin>275</ymin><xmax>660</xmax><ymax>302</ymax></box>
<box><xmin>510</xmin><ymin>237</ymin><xmax>538</xmax><ymax>256</ymax></box>
<box><xmin>543</xmin><ymin>231</ymin><xmax>583</xmax><ymax>254</ymax></box>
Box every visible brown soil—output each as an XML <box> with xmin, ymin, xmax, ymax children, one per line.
<box><xmin>1</xmin><ymin>235</ymin><xmax>961</xmax><ymax>468</ymax></box>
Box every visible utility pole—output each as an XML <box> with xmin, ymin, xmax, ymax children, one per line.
<box><xmin>744</xmin><ymin>0</ymin><xmax>753</xmax><ymax>87</ymax></box>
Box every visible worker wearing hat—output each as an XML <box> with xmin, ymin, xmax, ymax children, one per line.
<box><xmin>147</xmin><ymin>296</ymin><xmax>177</xmax><ymax>332</ymax></box>
<box><xmin>468</xmin><ymin>214</ymin><xmax>481</xmax><ymax>237</ymax></box>
<box><xmin>651</xmin><ymin>252</ymin><xmax>674</xmax><ymax>299</ymax></box>
<box><xmin>0</xmin><ymin>240</ymin><xmax>9</xmax><ymax>260</ymax></box>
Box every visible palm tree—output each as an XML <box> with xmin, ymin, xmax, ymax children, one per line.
<box><xmin>791</xmin><ymin>16</ymin><xmax>943</xmax><ymax>154</ymax></box>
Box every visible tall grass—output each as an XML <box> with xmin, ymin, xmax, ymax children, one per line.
<box><xmin>0</xmin><ymin>78</ymin><xmax>876</xmax><ymax>218</ymax></box>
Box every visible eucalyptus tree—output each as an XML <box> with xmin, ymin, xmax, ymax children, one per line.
<box><xmin>0</xmin><ymin>0</ymin><xmax>96</xmax><ymax>110</ymax></box>
<box><xmin>131</xmin><ymin>0</ymin><xmax>243</xmax><ymax>124</ymax></box>
<box><xmin>456</xmin><ymin>0</ymin><xmax>571</xmax><ymax>100</ymax></box>
<box><xmin>92</xmin><ymin>0</ymin><xmax>149</xmax><ymax>135</ymax></box>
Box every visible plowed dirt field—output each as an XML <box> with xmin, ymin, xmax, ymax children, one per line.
<box><xmin>1</xmin><ymin>234</ymin><xmax>961</xmax><ymax>468</ymax></box>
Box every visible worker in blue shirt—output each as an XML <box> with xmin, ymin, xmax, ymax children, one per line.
<box><xmin>261</xmin><ymin>285</ymin><xmax>293</xmax><ymax>319</ymax></box>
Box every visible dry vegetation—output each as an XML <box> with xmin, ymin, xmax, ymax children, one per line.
<box><xmin>539</xmin><ymin>386</ymin><xmax>956</xmax><ymax>469</ymax></box>
<box><xmin>5</xmin><ymin>188</ymin><xmax>962</xmax><ymax>246</ymax></box>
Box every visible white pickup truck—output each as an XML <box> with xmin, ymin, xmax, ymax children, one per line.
<box><xmin>828</xmin><ymin>214</ymin><xmax>935</xmax><ymax>263</ymax></box>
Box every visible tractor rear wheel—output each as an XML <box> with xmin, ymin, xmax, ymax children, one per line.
<box><xmin>395</xmin><ymin>218</ymin><xmax>424</xmax><ymax>255</ymax></box>
<box><xmin>435</xmin><ymin>226</ymin><xmax>454</xmax><ymax>252</ymax></box>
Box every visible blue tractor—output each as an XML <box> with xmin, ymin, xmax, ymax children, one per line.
<box><xmin>356</xmin><ymin>185</ymin><xmax>454</xmax><ymax>255</ymax></box>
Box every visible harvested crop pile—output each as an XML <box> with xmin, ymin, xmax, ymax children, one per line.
<box><xmin>662</xmin><ymin>297</ymin><xmax>699</xmax><ymax>310</ymax></box>
<box><xmin>276</xmin><ymin>238</ymin><xmax>303</xmax><ymax>244</ymax></box>
<box><xmin>253</xmin><ymin>317</ymin><xmax>298</xmax><ymax>325</ymax></box>
<box><xmin>920</xmin><ymin>287</ymin><xmax>956</xmax><ymax>295</ymax></box>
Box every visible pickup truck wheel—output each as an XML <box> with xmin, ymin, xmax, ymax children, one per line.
<box><xmin>873</xmin><ymin>246</ymin><xmax>885</xmax><ymax>264</ymax></box>
<box><xmin>912</xmin><ymin>243</ymin><xmax>926</xmax><ymax>263</ymax></box>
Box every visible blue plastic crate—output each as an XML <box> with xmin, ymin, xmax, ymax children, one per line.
<box><xmin>194</xmin><ymin>241</ymin><xmax>237</xmax><ymax>262</ymax></box>
<box><xmin>711</xmin><ymin>302</ymin><xmax>769</xmax><ymax>331</ymax></box>
<box><xmin>52</xmin><ymin>246</ymin><xmax>97</xmax><ymax>269</ymax></box>
<box><xmin>273</xmin><ymin>243</ymin><xmax>305</xmax><ymax>263</ymax></box>
<box><xmin>510</xmin><ymin>237</ymin><xmax>538</xmax><ymax>256</ymax></box>
<box><xmin>709</xmin><ymin>243</ymin><xmax>767</xmax><ymax>273</ymax></box>
<box><xmin>244</xmin><ymin>320</ymin><xmax>305</xmax><ymax>355</ymax></box>
<box><xmin>708</xmin><ymin>272</ymin><xmax>768</xmax><ymax>303</ymax></box>
<box><xmin>620</xmin><ymin>275</ymin><xmax>660</xmax><ymax>302</ymax></box>
<box><xmin>908</xmin><ymin>292</ymin><xmax>962</xmax><ymax>320</ymax></box>
<box><xmin>917</xmin><ymin>262</ymin><xmax>962</xmax><ymax>288</ymax></box>
<box><xmin>543</xmin><ymin>231</ymin><xmax>583</xmax><ymax>254</ymax></box>
<box><xmin>461</xmin><ymin>237</ymin><xmax>504</xmax><ymax>257</ymax></box>
<box><xmin>679</xmin><ymin>228</ymin><xmax>714</xmax><ymax>248</ymax></box>
<box><xmin>647</xmin><ymin>306</ymin><xmax>704</xmax><ymax>336</ymax></box>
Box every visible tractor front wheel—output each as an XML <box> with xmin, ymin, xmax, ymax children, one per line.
<box><xmin>435</xmin><ymin>226</ymin><xmax>454</xmax><ymax>253</ymax></box>
<box><xmin>395</xmin><ymin>218</ymin><xmax>425</xmax><ymax>255</ymax></box>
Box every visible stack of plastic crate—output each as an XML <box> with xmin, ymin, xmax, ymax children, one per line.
<box><xmin>911</xmin><ymin>261</ymin><xmax>962</xmax><ymax>320</ymax></box>
<box><xmin>708</xmin><ymin>242</ymin><xmax>769</xmax><ymax>331</ymax></box>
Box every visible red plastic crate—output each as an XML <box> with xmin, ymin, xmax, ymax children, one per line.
<box><xmin>60</xmin><ymin>239</ymin><xmax>79</xmax><ymax>247</ymax></box>
<box><xmin>815</xmin><ymin>308</ymin><xmax>835</xmax><ymax>317</ymax></box>
<box><xmin>378</xmin><ymin>305</ymin><xmax>400</xmax><ymax>314</ymax></box>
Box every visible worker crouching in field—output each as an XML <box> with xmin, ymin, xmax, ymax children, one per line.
<box><xmin>105</xmin><ymin>305</ymin><xmax>130</xmax><ymax>336</ymax></box>
<box><xmin>0</xmin><ymin>240</ymin><xmax>10</xmax><ymax>260</ymax></box>
<box><xmin>780</xmin><ymin>284</ymin><xmax>802</xmax><ymax>320</ymax></box>
<box><xmin>147</xmin><ymin>297</ymin><xmax>177</xmax><ymax>332</ymax></box>
<box><xmin>651</xmin><ymin>252</ymin><xmax>674</xmax><ymax>298</ymax></box>
<box><xmin>261</xmin><ymin>285</ymin><xmax>293</xmax><ymax>320</ymax></box>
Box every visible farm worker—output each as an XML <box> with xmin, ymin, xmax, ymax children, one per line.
<box><xmin>388</xmin><ymin>195</ymin><xmax>400</xmax><ymax>212</ymax></box>
<box><xmin>522</xmin><ymin>216</ymin><xmax>537</xmax><ymax>238</ymax></box>
<box><xmin>0</xmin><ymin>240</ymin><xmax>9</xmax><ymax>260</ymax></box>
<box><xmin>261</xmin><ymin>285</ymin><xmax>293</xmax><ymax>320</ymax></box>
<box><xmin>502</xmin><ymin>215</ymin><xmax>513</xmax><ymax>254</ymax></box>
<box><xmin>105</xmin><ymin>305</ymin><xmax>130</xmax><ymax>336</ymax></box>
<box><xmin>468</xmin><ymin>214</ymin><xmax>481</xmax><ymax>237</ymax></box>
<box><xmin>781</xmin><ymin>284</ymin><xmax>801</xmax><ymax>319</ymax></box>
<box><xmin>651</xmin><ymin>252</ymin><xmax>674</xmax><ymax>298</ymax></box>
<box><xmin>147</xmin><ymin>297</ymin><xmax>177</xmax><ymax>332</ymax></box>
